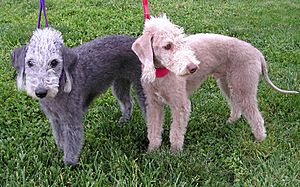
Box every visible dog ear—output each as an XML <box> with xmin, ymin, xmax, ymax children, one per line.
<box><xmin>62</xmin><ymin>47</ymin><xmax>78</xmax><ymax>93</ymax></box>
<box><xmin>132</xmin><ymin>33</ymin><xmax>154</xmax><ymax>64</ymax></box>
<box><xmin>132</xmin><ymin>33</ymin><xmax>156</xmax><ymax>82</ymax></box>
<box><xmin>11</xmin><ymin>46</ymin><xmax>27</xmax><ymax>91</ymax></box>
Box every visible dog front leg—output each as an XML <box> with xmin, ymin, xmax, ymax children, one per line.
<box><xmin>169</xmin><ymin>98</ymin><xmax>191</xmax><ymax>153</ymax></box>
<box><xmin>49</xmin><ymin>118</ymin><xmax>64</xmax><ymax>150</ymax></box>
<box><xmin>146</xmin><ymin>96</ymin><xmax>165</xmax><ymax>152</ymax></box>
<box><xmin>61</xmin><ymin>115</ymin><xmax>84</xmax><ymax>167</ymax></box>
<box><xmin>40</xmin><ymin>104</ymin><xmax>64</xmax><ymax>150</ymax></box>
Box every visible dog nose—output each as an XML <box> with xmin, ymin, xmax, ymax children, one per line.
<box><xmin>35</xmin><ymin>88</ymin><xmax>48</xmax><ymax>98</ymax></box>
<box><xmin>187</xmin><ymin>63</ymin><xmax>198</xmax><ymax>74</ymax></box>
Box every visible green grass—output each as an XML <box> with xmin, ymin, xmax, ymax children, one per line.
<box><xmin>1</xmin><ymin>0</ymin><xmax>299</xmax><ymax>186</ymax></box>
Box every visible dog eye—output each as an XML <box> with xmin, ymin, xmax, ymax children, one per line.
<box><xmin>50</xmin><ymin>60</ymin><xmax>59</xmax><ymax>68</ymax></box>
<box><xmin>163</xmin><ymin>43</ymin><xmax>172</xmax><ymax>50</ymax></box>
<box><xmin>27</xmin><ymin>61</ymin><xmax>34</xmax><ymax>68</ymax></box>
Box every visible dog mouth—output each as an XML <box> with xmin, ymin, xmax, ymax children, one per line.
<box><xmin>41</xmin><ymin>88</ymin><xmax>59</xmax><ymax>99</ymax></box>
<box><xmin>177</xmin><ymin>66</ymin><xmax>198</xmax><ymax>77</ymax></box>
<box><xmin>26</xmin><ymin>86</ymin><xmax>59</xmax><ymax>100</ymax></box>
<box><xmin>178</xmin><ymin>72</ymin><xmax>192</xmax><ymax>77</ymax></box>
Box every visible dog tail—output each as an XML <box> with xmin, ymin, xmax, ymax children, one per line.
<box><xmin>261</xmin><ymin>58</ymin><xmax>299</xmax><ymax>94</ymax></box>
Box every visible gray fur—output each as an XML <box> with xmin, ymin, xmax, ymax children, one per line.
<box><xmin>11</xmin><ymin>28</ymin><xmax>146</xmax><ymax>166</ymax></box>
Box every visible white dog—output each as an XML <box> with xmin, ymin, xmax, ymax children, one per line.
<box><xmin>132</xmin><ymin>15</ymin><xmax>299</xmax><ymax>153</ymax></box>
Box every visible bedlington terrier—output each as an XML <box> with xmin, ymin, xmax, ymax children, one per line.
<box><xmin>132</xmin><ymin>15</ymin><xmax>299</xmax><ymax>153</ymax></box>
<box><xmin>11</xmin><ymin>27</ymin><xmax>146</xmax><ymax>166</ymax></box>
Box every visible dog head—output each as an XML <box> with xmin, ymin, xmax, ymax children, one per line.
<box><xmin>132</xmin><ymin>14</ymin><xmax>200</xmax><ymax>83</ymax></box>
<box><xmin>11</xmin><ymin>27</ymin><xmax>77</xmax><ymax>100</ymax></box>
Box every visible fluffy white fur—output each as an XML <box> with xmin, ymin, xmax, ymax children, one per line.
<box><xmin>132</xmin><ymin>15</ymin><xmax>200</xmax><ymax>82</ymax></box>
<box><xmin>24</xmin><ymin>28</ymin><xmax>64</xmax><ymax>99</ymax></box>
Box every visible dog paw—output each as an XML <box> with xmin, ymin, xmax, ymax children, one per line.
<box><xmin>118</xmin><ymin>116</ymin><xmax>130</xmax><ymax>123</ymax></box>
<box><xmin>147</xmin><ymin>144</ymin><xmax>161</xmax><ymax>153</ymax></box>
<box><xmin>170</xmin><ymin>145</ymin><xmax>183</xmax><ymax>154</ymax></box>
<box><xmin>227</xmin><ymin>119</ymin><xmax>235</xmax><ymax>124</ymax></box>
<box><xmin>64</xmin><ymin>159</ymin><xmax>78</xmax><ymax>167</ymax></box>
<box><xmin>227</xmin><ymin>117</ymin><xmax>239</xmax><ymax>124</ymax></box>
<box><xmin>63</xmin><ymin>156</ymin><xmax>78</xmax><ymax>167</ymax></box>
<box><xmin>254</xmin><ymin>133</ymin><xmax>267</xmax><ymax>142</ymax></box>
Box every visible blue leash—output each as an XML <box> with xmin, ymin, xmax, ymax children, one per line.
<box><xmin>37</xmin><ymin>0</ymin><xmax>49</xmax><ymax>28</ymax></box>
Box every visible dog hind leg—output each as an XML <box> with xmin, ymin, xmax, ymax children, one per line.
<box><xmin>112</xmin><ymin>78</ymin><xmax>133</xmax><ymax>123</ymax></box>
<box><xmin>240</xmin><ymin>98</ymin><xmax>266</xmax><ymax>141</ymax></box>
<box><xmin>217</xmin><ymin>76</ymin><xmax>242</xmax><ymax>123</ymax></box>
<box><xmin>229</xmin><ymin>69</ymin><xmax>266</xmax><ymax>141</ymax></box>
<box><xmin>132</xmin><ymin>79</ymin><xmax>147</xmax><ymax>120</ymax></box>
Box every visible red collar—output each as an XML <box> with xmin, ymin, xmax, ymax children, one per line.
<box><xmin>141</xmin><ymin>64</ymin><xmax>169</xmax><ymax>78</ymax></box>
<box><xmin>155</xmin><ymin>67</ymin><xmax>169</xmax><ymax>78</ymax></box>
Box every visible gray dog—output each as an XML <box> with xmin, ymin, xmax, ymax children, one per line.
<box><xmin>11</xmin><ymin>27</ymin><xmax>146</xmax><ymax>166</ymax></box>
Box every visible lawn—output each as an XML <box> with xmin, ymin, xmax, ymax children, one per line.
<box><xmin>0</xmin><ymin>0</ymin><xmax>299</xmax><ymax>186</ymax></box>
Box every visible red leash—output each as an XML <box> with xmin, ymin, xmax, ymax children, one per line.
<box><xmin>141</xmin><ymin>0</ymin><xmax>169</xmax><ymax>78</ymax></box>
<box><xmin>142</xmin><ymin>0</ymin><xmax>150</xmax><ymax>20</ymax></box>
